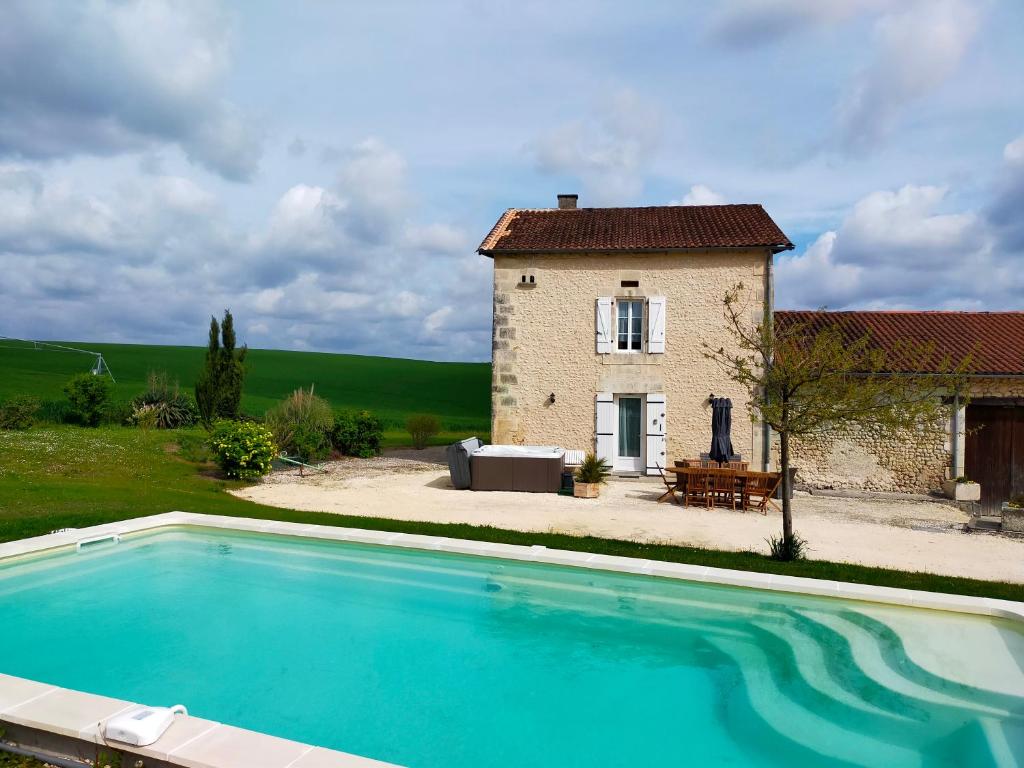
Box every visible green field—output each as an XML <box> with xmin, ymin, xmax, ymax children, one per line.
<box><xmin>0</xmin><ymin>340</ymin><xmax>490</xmax><ymax>438</ymax></box>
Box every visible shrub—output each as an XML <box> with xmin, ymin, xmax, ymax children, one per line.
<box><xmin>209</xmin><ymin>420</ymin><xmax>276</xmax><ymax>479</ymax></box>
<box><xmin>63</xmin><ymin>373</ymin><xmax>112</xmax><ymax>427</ymax></box>
<box><xmin>767</xmin><ymin>532</ymin><xmax>808</xmax><ymax>561</ymax></box>
<box><xmin>36</xmin><ymin>399</ymin><xmax>72</xmax><ymax>424</ymax></box>
<box><xmin>575</xmin><ymin>452</ymin><xmax>611</xmax><ymax>485</ymax></box>
<box><xmin>1009</xmin><ymin>495</ymin><xmax>1024</xmax><ymax>509</ymax></box>
<box><xmin>129</xmin><ymin>371</ymin><xmax>199</xmax><ymax>429</ymax></box>
<box><xmin>102</xmin><ymin>399</ymin><xmax>134</xmax><ymax>426</ymax></box>
<box><xmin>0</xmin><ymin>396</ymin><xmax>40</xmax><ymax>430</ymax></box>
<box><xmin>406</xmin><ymin>414</ymin><xmax>440</xmax><ymax>449</ymax></box>
<box><xmin>332</xmin><ymin>410</ymin><xmax>383</xmax><ymax>457</ymax></box>
<box><xmin>265</xmin><ymin>387</ymin><xmax>334</xmax><ymax>462</ymax></box>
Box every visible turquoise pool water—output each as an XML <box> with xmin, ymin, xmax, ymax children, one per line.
<box><xmin>1</xmin><ymin>528</ymin><xmax>1022</xmax><ymax>767</ymax></box>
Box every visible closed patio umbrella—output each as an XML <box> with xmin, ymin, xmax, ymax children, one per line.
<box><xmin>709</xmin><ymin>397</ymin><xmax>734</xmax><ymax>465</ymax></box>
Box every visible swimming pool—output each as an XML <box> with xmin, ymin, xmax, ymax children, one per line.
<box><xmin>1</xmin><ymin>525</ymin><xmax>1022</xmax><ymax>767</ymax></box>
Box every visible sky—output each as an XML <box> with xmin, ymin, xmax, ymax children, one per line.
<box><xmin>1</xmin><ymin>0</ymin><xmax>1022</xmax><ymax>362</ymax></box>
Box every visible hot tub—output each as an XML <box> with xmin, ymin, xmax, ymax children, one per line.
<box><xmin>470</xmin><ymin>445</ymin><xmax>566</xmax><ymax>492</ymax></box>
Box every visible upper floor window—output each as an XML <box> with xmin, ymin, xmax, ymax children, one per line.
<box><xmin>617</xmin><ymin>299</ymin><xmax>644</xmax><ymax>352</ymax></box>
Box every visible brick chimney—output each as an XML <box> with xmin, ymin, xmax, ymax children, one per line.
<box><xmin>557</xmin><ymin>193</ymin><xmax>578</xmax><ymax>210</ymax></box>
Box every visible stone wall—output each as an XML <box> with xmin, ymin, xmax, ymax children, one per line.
<box><xmin>781</xmin><ymin>421</ymin><xmax>950</xmax><ymax>494</ymax></box>
<box><xmin>777</xmin><ymin>377</ymin><xmax>1024</xmax><ymax>494</ymax></box>
<box><xmin>489</xmin><ymin>249</ymin><xmax>771</xmax><ymax>466</ymax></box>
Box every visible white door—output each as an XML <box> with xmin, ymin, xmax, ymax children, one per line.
<box><xmin>613</xmin><ymin>395</ymin><xmax>645</xmax><ymax>472</ymax></box>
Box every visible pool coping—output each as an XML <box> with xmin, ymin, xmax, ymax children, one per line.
<box><xmin>1</xmin><ymin>510</ymin><xmax>1023</xmax><ymax>768</ymax></box>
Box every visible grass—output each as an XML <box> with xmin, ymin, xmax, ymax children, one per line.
<box><xmin>0</xmin><ymin>753</ymin><xmax>46</xmax><ymax>767</ymax></box>
<box><xmin>1</xmin><ymin>425</ymin><xmax>1021</xmax><ymax>602</ymax></box>
<box><xmin>0</xmin><ymin>339</ymin><xmax>490</xmax><ymax>439</ymax></box>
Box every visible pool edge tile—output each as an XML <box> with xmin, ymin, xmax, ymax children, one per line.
<box><xmin>125</xmin><ymin>717</ymin><xmax>223</xmax><ymax>762</ymax></box>
<box><xmin>0</xmin><ymin>675</ymin><xmax>58</xmax><ymax>714</ymax></box>
<box><xmin>166</xmin><ymin>723</ymin><xmax>319</xmax><ymax>768</ymax></box>
<box><xmin>2</xmin><ymin>687</ymin><xmax>136</xmax><ymax>741</ymax></box>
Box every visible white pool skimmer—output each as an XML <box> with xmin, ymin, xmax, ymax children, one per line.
<box><xmin>104</xmin><ymin>704</ymin><xmax>188</xmax><ymax>746</ymax></box>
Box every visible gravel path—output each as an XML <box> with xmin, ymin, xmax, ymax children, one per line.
<box><xmin>234</xmin><ymin>457</ymin><xmax>1024</xmax><ymax>584</ymax></box>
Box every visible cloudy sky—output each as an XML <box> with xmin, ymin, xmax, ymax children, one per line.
<box><xmin>1</xmin><ymin>0</ymin><xmax>1022</xmax><ymax>362</ymax></box>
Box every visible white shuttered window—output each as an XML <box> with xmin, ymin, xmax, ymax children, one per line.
<box><xmin>595</xmin><ymin>392</ymin><xmax>615</xmax><ymax>463</ymax></box>
<box><xmin>645</xmin><ymin>394</ymin><xmax>667</xmax><ymax>475</ymax></box>
<box><xmin>595</xmin><ymin>297</ymin><xmax>613</xmax><ymax>354</ymax></box>
<box><xmin>647</xmin><ymin>296</ymin><xmax>666</xmax><ymax>353</ymax></box>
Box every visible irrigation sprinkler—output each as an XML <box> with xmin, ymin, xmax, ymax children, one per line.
<box><xmin>0</xmin><ymin>335</ymin><xmax>116</xmax><ymax>382</ymax></box>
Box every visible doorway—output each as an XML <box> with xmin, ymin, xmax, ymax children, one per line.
<box><xmin>964</xmin><ymin>403</ymin><xmax>1024</xmax><ymax>513</ymax></box>
<box><xmin>614</xmin><ymin>395</ymin><xmax>644</xmax><ymax>472</ymax></box>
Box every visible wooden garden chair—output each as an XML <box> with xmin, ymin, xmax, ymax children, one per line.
<box><xmin>746</xmin><ymin>472</ymin><xmax>782</xmax><ymax>515</ymax></box>
<box><xmin>655</xmin><ymin>464</ymin><xmax>682</xmax><ymax>505</ymax></box>
<box><xmin>708</xmin><ymin>467</ymin><xmax>738</xmax><ymax>510</ymax></box>
<box><xmin>681</xmin><ymin>467</ymin><xmax>711</xmax><ymax>508</ymax></box>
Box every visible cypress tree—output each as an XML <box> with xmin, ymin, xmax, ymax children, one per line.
<box><xmin>194</xmin><ymin>311</ymin><xmax>247</xmax><ymax>426</ymax></box>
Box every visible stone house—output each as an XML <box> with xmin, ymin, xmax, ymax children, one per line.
<box><xmin>477</xmin><ymin>194</ymin><xmax>793</xmax><ymax>475</ymax></box>
<box><xmin>479</xmin><ymin>195</ymin><xmax>1024</xmax><ymax>511</ymax></box>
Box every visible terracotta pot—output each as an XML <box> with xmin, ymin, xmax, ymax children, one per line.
<box><xmin>574</xmin><ymin>482</ymin><xmax>600</xmax><ymax>499</ymax></box>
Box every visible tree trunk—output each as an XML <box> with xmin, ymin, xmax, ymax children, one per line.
<box><xmin>780</xmin><ymin>428</ymin><xmax>793</xmax><ymax>545</ymax></box>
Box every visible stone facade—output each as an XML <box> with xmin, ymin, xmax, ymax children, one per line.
<box><xmin>782</xmin><ymin>421</ymin><xmax>950</xmax><ymax>494</ymax></box>
<box><xmin>489</xmin><ymin>249</ymin><xmax>772</xmax><ymax>468</ymax></box>
<box><xmin>779</xmin><ymin>377</ymin><xmax>1024</xmax><ymax>494</ymax></box>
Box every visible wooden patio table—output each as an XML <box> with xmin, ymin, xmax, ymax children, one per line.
<box><xmin>664</xmin><ymin>466</ymin><xmax>765</xmax><ymax>512</ymax></box>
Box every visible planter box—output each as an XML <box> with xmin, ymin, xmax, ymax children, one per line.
<box><xmin>941</xmin><ymin>479</ymin><xmax>980</xmax><ymax>502</ymax></box>
<box><xmin>574</xmin><ymin>482</ymin><xmax>601</xmax><ymax>499</ymax></box>
<box><xmin>1002</xmin><ymin>503</ymin><xmax>1024</xmax><ymax>533</ymax></box>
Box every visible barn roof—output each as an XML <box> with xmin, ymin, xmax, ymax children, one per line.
<box><xmin>775</xmin><ymin>310</ymin><xmax>1024</xmax><ymax>376</ymax></box>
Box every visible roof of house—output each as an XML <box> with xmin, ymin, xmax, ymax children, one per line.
<box><xmin>478</xmin><ymin>204</ymin><xmax>793</xmax><ymax>255</ymax></box>
<box><xmin>775</xmin><ymin>310</ymin><xmax>1024</xmax><ymax>376</ymax></box>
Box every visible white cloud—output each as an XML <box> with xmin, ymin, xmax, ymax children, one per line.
<box><xmin>264</xmin><ymin>184</ymin><xmax>346</xmax><ymax>255</ymax></box>
<box><xmin>834</xmin><ymin>0</ymin><xmax>979</xmax><ymax>152</ymax></box>
<box><xmin>1004</xmin><ymin>135</ymin><xmax>1024</xmax><ymax>165</ymax></box>
<box><xmin>0</xmin><ymin>0</ymin><xmax>262</xmax><ymax>180</ymax></box>
<box><xmin>0</xmin><ymin>140</ymin><xmax>492</xmax><ymax>360</ymax></box>
<box><xmin>776</xmin><ymin>180</ymin><xmax>1022</xmax><ymax>311</ymax></box>
<box><xmin>674</xmin><ymin>185</ymin><xmax>726</xmax><ymax>206</ymax></box>
<box><xmin>423</xmin><ymin>306</ymin><xmax>453</xmax><ymax>336</ymax></box>
<box><xmin>532</xmin><ymin>88</ymin><xmax>662</xmax><ymax>204</ymax></box>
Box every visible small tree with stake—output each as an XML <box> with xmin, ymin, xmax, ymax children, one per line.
<box><xmin>195</xmin><ymin>309</ymin><xmax>248</xmax><ymax>427</ymax></box>
<box><xmin>704</xmin><ymin>285</ymin><xmax>970</xmax><ymax>560</ymax></box>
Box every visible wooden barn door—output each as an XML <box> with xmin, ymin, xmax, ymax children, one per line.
<box><xmin>964</xmin><ymin>404</ymin><xmax>1024</xmax><ymax>513</ymax></box>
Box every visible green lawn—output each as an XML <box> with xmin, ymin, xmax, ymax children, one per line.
<box><xmin>0</xmin><ymin>340</ymin><xmax>490</xmax><ymax>437</ymax></box>
<box><xmin>1</xmin><ymin>425</ymin><xmax>1021</xmax><ymax>602</ymax></box>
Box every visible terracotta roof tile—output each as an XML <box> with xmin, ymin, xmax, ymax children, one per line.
<box><xmin>775</xmin><ymin>310</ymin><xmax>1024</xmax><ymax>375</ymax></box>
<box><xmin>478</xmin><ymin>204</ymin><xmax>792</xmax><ymax>254</ymax></box>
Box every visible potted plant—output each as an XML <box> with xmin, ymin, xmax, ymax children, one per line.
<box><xmin>941</xmin><ymin>476</ymin><xmax>981</xmax><ymax>502</ymax></box>
<box><xmin>1002</xmin><ymin>495</ymin><xmax>1024</xmax><ymax>533</ymax></box>
<box><xmin>574</xmin><ymin>452</ymin><xmax>611</xmax><ymax>498</ymax></box>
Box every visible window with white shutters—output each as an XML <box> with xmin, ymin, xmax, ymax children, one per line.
<box><xmin>616</xmin><ymin>299</ymin><xmax>644</xmax><ymax>352</ymax></box>
<box><xmin>647</xmin><ymin>296</ymin><xmax>666</xmax><ymax>353</ymax></box>
<box><xmin>596</xmin><ymin>297</ymin><xmax>613</xmax><ymax>354</ymax></box>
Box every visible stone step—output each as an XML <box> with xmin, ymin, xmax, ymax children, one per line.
<box><xmin>968</xmin><ymin>516</ymin><xmax>1003</xmax><ymax>532</ymax></box>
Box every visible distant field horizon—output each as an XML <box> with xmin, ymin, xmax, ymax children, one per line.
<box><xmin>0</xmin><ymin>339</ymin><xmax>491</xmax><ymax>434</ymax></box>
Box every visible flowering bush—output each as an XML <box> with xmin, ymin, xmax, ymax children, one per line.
<box><xmin>209</xmin><ymin>420</ymin><xmax>276</xmax><ymax>479</ymax></box>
